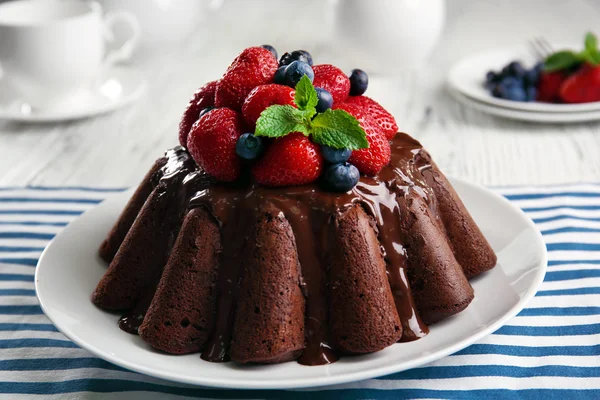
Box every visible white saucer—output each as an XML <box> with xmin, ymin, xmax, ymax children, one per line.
<box><xmin>35</xmin><ymin>178</ymin><xmax>547</xmax><ymax>389</ymax></box>
<box><xmin>0</xmin><ymin>66</ymin><xmax>146</xmax><ymax>122</ymax></box>
<box><xmin>447</xmin><ymin>44</ymin><xmax>600</xmax><ymax>113</ymax></box>
<box><xmin>448</xmin><ymin>86</ymin><xmax>600</xmax><ymax>123</ymax></box>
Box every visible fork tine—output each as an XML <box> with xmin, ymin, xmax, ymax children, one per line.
<box><xmin>528</xmin><ymin>39</ymin><xmax>546</xmax><ymax>60</ymax></box>
<box><xmin>538</xmin><ymin>37</ymin><xmax>554</xmax><ymax>56</ymax></box>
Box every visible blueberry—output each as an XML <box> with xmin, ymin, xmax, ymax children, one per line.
<box><xmin>199</xmin><ymin>107</ymin><xmax>214</xmax><ymax>119</ymax></box>
<box><xmin>274</xmin><ymin>66</ymin><xmax>287</xmax><ymax>84</ymax></box>
<box><xmin>503</xmin><ymin>61</ymin><xmax>526</xmax><ymax>78</ymax></box>
<box><xmin>485</xmin><ymin>71</ymin><xmax>498</xmax><ymax>83</ymax></box>
<box><xmin>524</xmin><ymin>68</ymin><xmax>540</xmax><ymax>87</ymax></box>
<box><xmin>323</xmin><ymin>163</ymin><xmax>360</xmax><ymax>192</ymax></box>
<box><xmin>503</xmin><ymin>86</ymin><xmax>527</xmax><ymax>102</ymax></box>
<box><xmin>284</xmin><ymin>60</ymin><xmax>314</xmax><ymax>87</ymax></box>
<box><xmin>526</xmin><ymin>86</ymin><xmax>537</xmax><ymax>102</ymax></box>
<box><xmin>261</xmin><ymin>44</ymin><xmax>278</xmax><ymax>60</ymax></box>
<box><xmin>236</xmin><ymin>133</ymin><xmax>264</xmax><ymax>160</ymax></box>
<box><xmin>491</xmin><ymin>84</ymin><xmax>504</xmax><ymax>99</ymax></box>
<box><xmin>321</xmin><ymin>145</ymin><xmax>352</xmax><ymax>163</ymax></box>
<box><xmin>501</xmin><ymin>76</ymin><xmax>522</xmax><ymax>88</ymax></box>
<box><xmin>315</xmin><ymin>88</ymin><xmax>333</xmax><ymax>112</ymax></box>
<box><xmin>279</xmin><ymin>50</ymin><xmax>313</xmax><ymax>67</ymax></box>
<box><xmin>349</xmin><ymin>69</ymin><xmax>368</xmax><ymax>96</ymax></box>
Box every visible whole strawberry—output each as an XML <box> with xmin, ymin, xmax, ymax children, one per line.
<box><xmin>559</xmin><ymin>63</ymin><xmax>600</xmax><ymax>103</ymax></box>
<box><xmin>215</xmin><ymin>47</ymin><xmax>279</xmax><ymax>110</ymax></box>
<box><xmin>334</xmin><ymin>103</ymin><xmax>390</xmax><ymax>176</ymax></box>
<box><xmin>187</xmin><ymin>108</ymin><xmax>244</xmax><ymax>182</ymax></box>
<box><xmin>178</xmin><ymin>81</ymin><xmax>218</xmax><ymax>147</ymax></box>
<box><xmin>312</xmin><ymin>64</ymin><xmax>350</xmax><ymax>104</ymax></box>
<box><xmin>242</xmin><ymin>84</ymin><xmax>295</xmax><ymax>130</ymax></box>
<box><xmin>252</xmin><ymin>132</ymin><xmax>324</xmax><ymax>186</ymax></box>
<box><xmin>345</xmin><ymin>96</ymin><xmax>398</xmax><ymax>139</ymax></box>
<box><xmin>537</xmin><ymin>70</ymin><xmax>568</xmax><ymax>103</ymax></box>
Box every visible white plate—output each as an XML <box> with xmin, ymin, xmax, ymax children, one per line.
<box><xmin>35</xmin><ymin>178</ymin><xmax>547</xmax><ymax>389</ymax></box>
<box><xmin>447</xmin><ymin>44</ymin><xmax>600</xmax><ymax>113</ymax></box>
<box><xmin>0</xmin><ymin>66</ymin><xmax>146</xmax><ymax>122</ymax></box>
<box><xmin>448</xmin><ymin>86</ymin><xmax>600</xmax><ymax>123</ymax></box>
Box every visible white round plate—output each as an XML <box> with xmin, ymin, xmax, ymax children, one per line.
<box><xmin>447</xmin><ymin>44</ymin><xmax>600</xmax><ymax>113</ymax></box>
<box><xmin>448</xmin><ymin>86</ymin><xmax>600</xmax><ymax>123</ymax></box>
<box><xmin>0</xmin><ymin>66</ymin><xmax>146</xmax><ymax>122</ymax></box>
<box><xmin>35</xmin><ymin>178</ymin><xmax>547</xmax><ymax>389</ymax></box>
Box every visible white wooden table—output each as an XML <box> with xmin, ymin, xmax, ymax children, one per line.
<box><xmin>1</xmin><ymin>0</ymin><xmax>599</xmax><ymax>187</ymax></box>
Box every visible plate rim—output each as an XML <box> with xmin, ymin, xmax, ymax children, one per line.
<box><xmin>35</xmin><ymin>177</ymin><xmax>548</xmax><ymax>389</ymax></box>
<box><xmin>447</xmin><ymin>44</ymin><xmax>600</xmax><ymax>113</ymax></box>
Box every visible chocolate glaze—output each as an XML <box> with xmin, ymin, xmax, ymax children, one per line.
<box><xmin>116</xmin><ymin>133</ymin><xmax>436</xmax><ymax>365</ymax></box>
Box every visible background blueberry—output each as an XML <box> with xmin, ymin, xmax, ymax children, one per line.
<box><xmin>199</xmin><ymin>107</ymin><xmax>214</xmax><ymax>119</ymax></box>
<box><xmin>236</xmin><ymin>133</ymin><xmax>264</xmax><ymax>160</ymax></box>
<box><xmin>323</xmin><ymin>163</ymin><xmax>360</xmax><ymax>192</ymax></box>
<box><xmin>284</xmin><ymin>60</ymin><xmax>314</xmax><ymax>87</ymax></box>
<box><xmin>321</xmin><ymin>145</ymin><xmax>351</xmax><ymax>164</ymax></box>
<box><xmin>261</xmin><ymin>44</ymin><xmax>278</xmax><ymax>60</ymax></box>
<box><xmin>349</xmin><ymin>69</ymin><xmax>368</xmax><ymax>96</ymax></box>
<box><xmin>274</xmin><ymin>66</ymin><xmax>287</xmax><ymax>84</ymax></box>
<box><xmin>503</xmin><ymin>86</ymin><xmax>527</xmax><ymax>102</ymax></box>
<box><xmin>526</xmin><ymin>86</ymin><xmax>537</xmax><ymax>102</ymax></box>
<box><xmin>315</xmin><ymin>88</ymin><xmax>333</xmax><ymax>112</ymax></box>
<box><xmin>279</xmin><ymin>50</ymin><xmax>313</xmax><ymax>67</ymax></box>
<box><xmin>279</xmin><ymin>52</ymin><xmax>293</xmax><ymax>67</ymax></box>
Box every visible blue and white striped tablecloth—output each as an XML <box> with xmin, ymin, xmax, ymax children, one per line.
<box><xmin>0</xmin><ymin>184</ymin><xmax>598</xmax><ymax>399</ymax></box>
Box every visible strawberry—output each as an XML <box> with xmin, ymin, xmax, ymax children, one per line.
<box><xmin>312</xmin><ymin>64</ymin><xmax>350</xmax><ymax>104</ymax></box>
<box><xmin>537</xmin><ymin>70</ymin><xmax>568</xmax><ymax>103</ymax></box>
<box><xmin>187</xmin><ymin>108</ymin><xmax>244</xmax><ymax>182</ymax></box>
<box><xmin>242</xmin><ymin>84</ymin><xmax>295</xmax><ymax>130</ymax></box>
<box><xmin>334</xmin><ymin>103</ymin><xmax>390</xmax><ymax>176</ymax></box>
<box><xmin>344</xmin><ymin>96</ymin><xmax>398</xmax><ymax>139</ymax></box>
<box><xmin>252</xmin><ymin>132</ymin><xmax>324</xmax><ymax>187</ymax></box>
<box><xmin>559</xmin><ymin>63</ymin><xmax>600</xmax><ymax>103</ymax></box>
<box><xmin>178</xmin><ymin>81</ymin><xmax>218</xmax><ymax>147</ymax></box>
<box><xmin>215</xmin><ymin>47</ymin><xmax>279</xmax><ymax>111</ymax></box>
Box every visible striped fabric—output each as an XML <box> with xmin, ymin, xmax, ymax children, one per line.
<box><xmin>0</xmin><ymin>184</ymin><xmax>598</xmax><ymax>399</ymax></box>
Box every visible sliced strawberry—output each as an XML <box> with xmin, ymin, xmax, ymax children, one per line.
<box><xmin>334</xmin><ymin>103</ymin><xmax>390</xmax><ymax>176</ymax></box>
<box><xmin>312</xmin><ymin>64</ymin><xmax>350</xmax><ymax>104</ymax></box>
<box><xmin>187</xmin><ymin>108</ymin><xmax>244</xmax><ymax>182</ymax></box>
<box><xmin>344</xmin><ymin>96</ymin><xmax>398</xmax><ymax>139</ymax></box>
<box><xmin>178</xmin><ymin>80</ymin><xmax>218</xmax><ymax>147</ymax></box>
<box><xmin>559</xmin><ymin>63</ymin><xmax>600</xmax><ymax>103</ymax></box>
<box><xmin>252</xmin><ymin>132</ymin><xmax>324</xmax><ymax>187</ymax></box>
<box><xmin>537</xmin><ymin>70</ymin><xmax>568</xmax><ymax>103</ymax></box>
<box><xmin>215</xmin><ymin>47</ymin><xmax>279</xmax><ymax>110</ymax></box>
<box><xmin>242</xmin><ymin>84</ymin><xmax>295</xmax><ymax>130</ymax></box>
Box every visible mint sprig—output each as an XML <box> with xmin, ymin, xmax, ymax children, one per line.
<box><xmin>254</xmin><ymin>75</ymin><xmax>368</xmax><ymax>150</ymax></box>
<box><xmin>544</xmin><ymin>32</ymin><xmax>600</xmax><ymax>72</ymax></box>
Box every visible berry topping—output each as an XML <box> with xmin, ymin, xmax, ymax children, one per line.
<box><xmin>215</xmin><ymin>47</ymin><xmax>278</xmax><ymax>110</ymax></box>
<box><xmin>274</xmin><ymin>66</ymin><xmax>287</xmax><ymax>84</ymax></box>
<box><xmin>252</xmin><ymin>132</ymin><xmax>324</xmax><ymax>187</ymax></box>
<box><xmin>315</xmin><ymin>88</ymin><xmax>333</xmax><ymax>112</ymax></box>
<box><xmin>537</xmin><ymin>70</ymin><xmax>567</xmax><ymax>102</ymax></box>
<box><xmin>178</xmin><ymin>80</ymin><xmax>218</xmax><ymax>147</ymax></box>
<box><xmin>334</xmin><ymin>103</ymin><xmax>390</xmax><ymax>176</ymax></box>
<box><xmin>323</xmin><ymin>162</ymin><xmax>360</xmax><ymax>192</ymax></box>
<box><xmin>321</xmin><ymin>145</ymin><xmax>351</xmax><ymax>164</ymax></box>
<box><xmin>279</xmin><ymin>50</ymin><xmax>313</xmax><ymax>67</ymax></box>
<box><xmin>285</xmin><ymin>60</ymin><xmax>314</xmax><ymax>87</ymax></box>
<box><xmin>236</xmin><ymin>133</ymin><xmax>264</xmax><ymax>160</ymax></box>
<box><xmin>261</xmin><ymin>44</ymin><xmax>278</xmax><ymax>60</ymax></box>
<box><xmin>349</xmin><ymin>69</ymin><xmax>368</xmax><ymax>96</ymax></box>
<box><xmin>242</xmin><ymin>84</ymin><xmax>295</xmax><ymax>130</ymax></box>
<box><xmin>344</xmin><ymin>95</ymin><xmax>398</xmax><ymax>139</ymax></box>
<box><xmin>312</xmin><ymin>64</ymin><xmax>350</xmax><ymax>104</ymax></box>
<box><xmin>559</xmin><ymin>63</ymin><xmax>600</xmax><ymax>103</ymax></box>
<box><xmin>187</xmin><ymin>108</ymin><xmax>244</xmax><ymax>182</ymax></box>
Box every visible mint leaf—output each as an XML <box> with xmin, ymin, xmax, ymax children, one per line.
<box><xmin>589</xmin><ymin>48</ymin><xmax>600</xmax><ymax>64</ymax></box>
<box><xmin>255</xmin><ymin>105</ymin><xmax>310</xmax><ymax>138</ymax></box>
<box><xmin>585</xmin><ymin>32</ymin><xmax>598</xmax><ymax>53</ymax></box>
<box><xmin>311</xmin><ymin>109</ymin><xmax>368</xmax><ymax>150</ymax></box>
<box><xmin>294</xmin><ymin>75</ymin><xmax>318</xmax><ymax>111</ymax></box>
<box><xmin>544</xmin><ymin>50</ymin><xmax>580</xmax><ymax>72</ymax></box>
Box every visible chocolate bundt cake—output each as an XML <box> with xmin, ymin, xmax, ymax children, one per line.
<box><xmin>92</xmin><ymin>132</ymin><xmax>496</xmax><ymax>365</ymax></box>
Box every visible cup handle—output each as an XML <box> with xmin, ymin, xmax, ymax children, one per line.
<box><xmin>103</xmin><ymin>12</ymin><xmax>141</xmax><ymax>67</ymax></box>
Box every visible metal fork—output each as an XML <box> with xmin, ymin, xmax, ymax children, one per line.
<box><xmin>529</xmin><ymin>37</ymin><xmax>555</xmax><ymax>60</ymax></box>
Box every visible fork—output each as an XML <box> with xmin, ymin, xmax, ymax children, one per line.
<box><xmin>529</xmin><ymin>37</ymin><xmax>554</xmax><ymax>60</ymax></box>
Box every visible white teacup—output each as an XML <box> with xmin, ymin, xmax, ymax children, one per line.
<box><xmin>0</xmin><ymin>0</ymin><xmax>140</xmax><ymax>108</ymax></box>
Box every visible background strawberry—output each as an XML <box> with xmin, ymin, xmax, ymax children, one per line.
<box><xmin>242</xmin><ymin>84</ymin><xmax>295</xmax><ymax>129</ymax></box>
<box><xmin>537</xmin><ymin>70</ymin><xmax>568</xmax><ymax>102</ymax></box>
<box><xmin>344</xmin><ymin>96</ymin><xmax>398</xmax><ymax>139</ymax></box>
<box><xmin>559</xmin><ymin>63</ymin><xmax>600</xmax><ymax>103</ymax></box>
<box><xmin>187</xmin><ymin>108</ymin><xmax>244</xmax><ymax>182</ymax></box>
<box><xmin>252</xmin><ymin>132</ymin><xmax>324</xmax><ymax>186</ymax></box>
<box><xmin>334</xmin><ymin>103</ymin><xmax>390</xmax><ymax>176</ymax></box>
<box><xmin>312</xmin><ymin>64</ymin><xmax>350</xmax><ymax>104</ymax></box>
<box><xmin>178</xmin><ymin>80</ymin><xmax>217</xmax><ymax>147</ymax></box>
<box><xmin>215</xmin><ymin>47</ymin><xmax>278</xmax><ymax>110</ymax></box>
